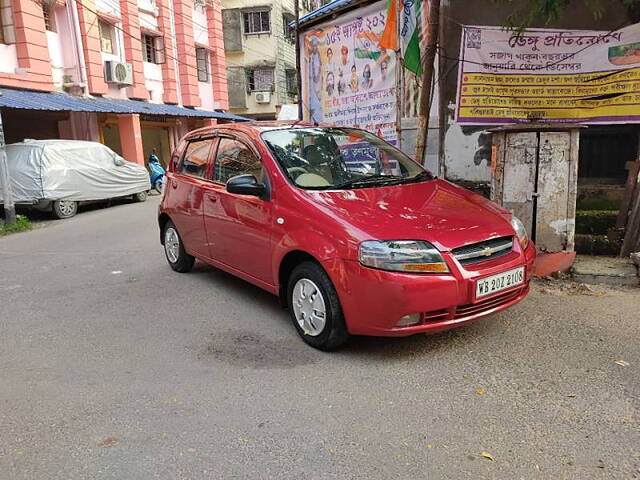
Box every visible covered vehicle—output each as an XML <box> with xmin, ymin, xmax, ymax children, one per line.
<box><xmin>0</xmin><ymin>140</ymin><xmax>150</xmax><ymax>218</ymax></box>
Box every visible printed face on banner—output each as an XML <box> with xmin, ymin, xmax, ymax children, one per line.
<box><xmin>300</xmin><ymin>2</ymin><xmax>397</xmax><ymax>144</ymax></box>
<box><xmin>456</xmin><ymin>23</ymin><xmax>640</xmax><ymax>125</ymax></box>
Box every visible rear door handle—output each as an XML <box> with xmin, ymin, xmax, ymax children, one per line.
<box><xmin>171</xmin><ymin>180</ymin><xmax>177</xmax><ymax>189</ymax></box>
<box><xmin>208</xmin><ymin>195</ymin><xmax>217</xmax><ymax>203</ymax></box>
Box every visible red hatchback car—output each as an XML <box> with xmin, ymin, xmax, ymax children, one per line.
<box><xmin>159</xmin><ymin>122</ymin><xmax>536</xmax><ymax>350</ymax></box>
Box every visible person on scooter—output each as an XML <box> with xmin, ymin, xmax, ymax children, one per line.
<box><xmin>148</xmin><ymin>149</ymin><xmax>165</xmax><ymax>193</ymax></box>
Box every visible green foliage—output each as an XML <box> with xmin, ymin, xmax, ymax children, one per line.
<box><xmin>0</xmin><ymin>215</ymin><xmax>32</xmax><ymax>236</ymax></box>
<box><xmin>492</xmin><ymin>0</ymin><xmax>640</xmax><ymax>30</ymax></box>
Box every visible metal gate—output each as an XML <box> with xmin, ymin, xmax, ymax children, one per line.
<box><xmin>492</xmin><ymin>128</ymin><xmax>580</xmax><ymax>253</ymax></box>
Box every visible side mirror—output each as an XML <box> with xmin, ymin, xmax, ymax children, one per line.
<box><xmin>226</xmin><ymin>174</ymin><xmax>266</xmax><ymax>197</ymax></box>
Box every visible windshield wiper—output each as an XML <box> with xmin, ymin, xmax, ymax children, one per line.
<box><xmin>404</xmin><ymin>171</ymin><xmax>434</xmax><ymax>183</ymax></box>
<box><xmin>332</xmin><ymin>174</ymin><xmax>404</xmax><ymax>190</ymax></box>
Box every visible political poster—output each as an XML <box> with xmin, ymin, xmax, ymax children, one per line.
<box><xmin>299</xmin><ymin>1</ymin><xmax>398</xmax><ymax>143</ymax></box>
<box><xmin>456</xmin><ymin>23</ymin><xmax>640</xmax><ymax>125</ymax></box>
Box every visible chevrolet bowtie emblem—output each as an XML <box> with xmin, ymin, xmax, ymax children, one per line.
<box><xmin>482</xmin><ymin>247</ymin><xmax>493</xmax><ymax>256</ymax></box>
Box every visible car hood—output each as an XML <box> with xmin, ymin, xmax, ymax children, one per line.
<box><xmin>302</xmin><ymin>179</ymin><xmax>514</xmax><ymax>251</ymax></box>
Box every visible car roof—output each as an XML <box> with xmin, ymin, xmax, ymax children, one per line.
<box><xmin>185</xmin><ymin>120</ymin><xmax>329</xmax><ymax>138</ymax></box>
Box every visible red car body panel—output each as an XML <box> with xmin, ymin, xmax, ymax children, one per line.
<box><xmin>160</xmin><ymin>122</ymin><xmax>535</xmax><ymax>337</ymax></box>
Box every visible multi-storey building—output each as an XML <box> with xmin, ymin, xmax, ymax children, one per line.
<box><xmin>0</xmin><ymin>0</ymin><xmax>244</xmax><ymax>166</ymax></box>
<box><xmin>221</xmin><ymin>0</ymin><xmax>311</xmax><ymax>119</ymax></box>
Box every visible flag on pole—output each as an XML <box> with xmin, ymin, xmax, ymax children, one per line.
<box><xmin>379</xmin><ymin>0</ymin><xmax>398</xmax><ymax>50</ymax></box>
<box><xmin>379</xmin><ymin>0</ymin><xmax>428</xmax><ymax>76</ymax></box>
<box><xmin>400</xmin><ymin>0</ymin><xmax>423</xmax><ymax>76</ymax></box>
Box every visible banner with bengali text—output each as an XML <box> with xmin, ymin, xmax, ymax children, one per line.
<box><xmin>299</xmin><ymin>1</ymin><xmax>397</xmax><ymax>143</ymax></box>
<box><xmin>456</xmin><ymin>23</ymin><xmax>640</xmax><ymax>125</ymax></box>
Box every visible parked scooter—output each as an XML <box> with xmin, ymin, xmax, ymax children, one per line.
<box><xmin>148</xmin><ymin>151</ymin><xmax>165</xmax><ymax>193</ymax></box>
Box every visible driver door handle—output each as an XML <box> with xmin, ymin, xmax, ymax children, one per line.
<box><xmin>171</xmin><ymin>179</ymin><xmax>177</xmax><ymax>189</ymax></box>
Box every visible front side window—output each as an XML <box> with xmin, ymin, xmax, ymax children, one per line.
<box><xmin>243</xmin><ymin>10</ymin><xmax>270</xmax><ymax>34</ymax></box>
<box><xmin>213</xmin><ymin>138</ymin><xmax>262</xmax><ymax>184</ymax></box>
<box><xmin>261</xmin><ymin>127</ymin><xmax>430</xmax><ymax>190</ymax></box>
<box><xmin>98</xmin><ymin>20</ymin><xmax>114</xmax><ymax>54</ymax></box>
<box><xmin>179</xmin><ymin>138</ymin><xmax>214</xmax><ymax>177</ymax></box>
<box><xmin>196</xmin><ymin>47</ymin><xmax>209</xmax><ymax>82</ymax></box>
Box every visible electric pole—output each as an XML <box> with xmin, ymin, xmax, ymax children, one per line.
<box><xmin>295</xmin><ymin>0</ymin><xmax>302</xmax><ymax>120</ymax></box>
<box><xmin>414</xmin><ymin>0</ymin><xmax>441</xmax><ymax>166</ymax></box>
<box><xmin>0</xmin><ymin>109</ymin><xmax>16</xmax><ymax>225</ymax></box>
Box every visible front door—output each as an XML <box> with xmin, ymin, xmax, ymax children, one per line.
<box><xmin>167</xmin><ymin>137</ymin><xmax>216</xmax><ymax>258</ymax></box>
<box><xmin>498</xmin><ymin>131</ymin><xmax>577</xmax><ymax>252</ymax></box>
<box><xmin>203</xmin><ymin>137</ymin><xmax>274</xmax><ymax>285</ymax></box>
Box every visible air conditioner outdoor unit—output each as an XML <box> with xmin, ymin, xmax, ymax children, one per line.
<box><xmin>104</xmin><ymin>61</ymin><xmax>133</xmax><ymax>86</ymax></box>
<box><xmin>254</xmin><ymin>91</ymin><xmax>271</xmax><ymax>104</ymax></box>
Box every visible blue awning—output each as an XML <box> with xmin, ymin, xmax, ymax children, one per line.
<box><xmin>296</xmin><ymin>0</ymin><xmax>366</xmax><ymax>29</ymax></box>
<box><xmin>0</xmin><ymin>88</ymin><xmax>250</xmax><ymax>122</ymax></box>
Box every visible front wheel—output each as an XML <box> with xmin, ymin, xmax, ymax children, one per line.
<box><xmin>52</xmin><ymin>200</ymin><xmax>78</xmax><ymax>219</ymax></box>
<box><xmin>163</xmin><ymin>220</ymin><xmax>195</xmax><ymax>272</ymax></box>
<box><xmin>134</xmin><ymin>191</ymin><xmax>148</xmax><ymax>202</ymax></box>
<box><xmin>287</xmin><ymin>261</ymin><xmax>349</xmax><ymax>351</ymax></box>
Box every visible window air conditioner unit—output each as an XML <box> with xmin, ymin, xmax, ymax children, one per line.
<box><xmin>104</xmin><ymin>61</ymin><xmax>133</xmax><ymax>86</ymax></box>
<box><xmin>254</xmin><ymin>91</ymin><xmax>271</xmax><ymax>104</ymax></box>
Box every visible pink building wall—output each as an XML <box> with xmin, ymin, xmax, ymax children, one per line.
<box><xmin>0</xmin><ymin>0</ymin><xmax>229</xmax><ymax>112</ymax></box>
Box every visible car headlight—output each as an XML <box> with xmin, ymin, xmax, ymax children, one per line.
<box><xmin>359</xmin><ymin>240</ymin><xmax>449</xmax><ymax>273</ymax></box>
<box><xmin>510</xmin><ymin>216</ymin><xmax>529</xmax><ymax>249</ymax></box>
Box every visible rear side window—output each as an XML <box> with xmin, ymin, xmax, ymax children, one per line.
<box><xmin>213</xmin><ymin>138</ymin><xmax>262</xmax><ymax>184</ymax></box>
<box><xmin>179</xmin><ymin>138</ymin><xmax>214</xmax><ymax>177</ymax></box>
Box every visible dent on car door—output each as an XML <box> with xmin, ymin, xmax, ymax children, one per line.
<box><xmin>169</xmin><ymin>137</ymin><xmax>215</xmax><ymax>258</ymax></box>
<box><xmin>203</xmin><ymin>136</ymin><xmax>274</xmax><ymax>284</ymax></box>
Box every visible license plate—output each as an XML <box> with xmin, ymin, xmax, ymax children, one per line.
<box><xmin>475</xmin><ymin>267</ymin><xmax>525</xmax><ymax>300</ymax></box>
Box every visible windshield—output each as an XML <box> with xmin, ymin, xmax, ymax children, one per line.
<box><xmin>261</xmin><ymin>127</ymin><xmax>432</xmax><ymax>190</ymax></box>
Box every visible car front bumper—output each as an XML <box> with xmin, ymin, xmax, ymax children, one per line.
<box><xmin>324</xmin><ymin>242</ymin><xmax>536</xmax><ymax>337</ymax></box>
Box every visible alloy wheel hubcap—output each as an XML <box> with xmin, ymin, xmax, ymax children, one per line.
<box><xmin>58</xmin><ymin>201</ymin><xmax>75</xmax><ymax>216</ymax></box>
<box><xmin>292</xmin><ymin>278</ymin><xmax>327</xmax><ymax>336</ymax></box>
<box><xmin>165</xmin><ymin>227</ymin><xmax>179</xmax><ymax>263</ymax></box>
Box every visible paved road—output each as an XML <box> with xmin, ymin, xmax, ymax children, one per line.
<box><xmin>1</xmin><ymin>198</ymin><xmax>638</xmax><ymax>479</ymax></box>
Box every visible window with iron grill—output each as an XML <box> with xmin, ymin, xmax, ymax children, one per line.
<box><xmin>42</xmin><ymin>4</ymin><xmax>55</xmax><ymax>32</ymax></box>
<box><xmin>246</xmin><ymin>68</ymin><xmax>274</xmax><ymax>92</ymax></box>
<box><xmin>243</xmin><ymin>10</ymin><xmax>270</xmax><ymax>34</ymax></box>
<box><xmin>196</xmin><ymin>47</ymin><xmax>209</xmax><ymax>82</ymax></box>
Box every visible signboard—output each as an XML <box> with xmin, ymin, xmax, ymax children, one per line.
<box><xmin>456</xmin><ymin>23</ymin><xmax>640</xmax><ymax>125</ymax></box>
<box><xmin>299</xmin><ymin>1</ymin><xmax>397</xmax><ymax>143</ymax></box>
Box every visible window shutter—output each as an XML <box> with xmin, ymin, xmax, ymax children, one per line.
<box><xmin>222</xmin><ymin>9</ymin><xmax>242</xmax><ymax>52</ymax></box>
<box><xmin>227</xmin><ymin>67</ymin><xmax>247</xmax><ymax>108</ymax></box>
<box><xmin>155</xmin><ymin>36</ymin><xmax>166</xmax><ymax>64</ymax></box>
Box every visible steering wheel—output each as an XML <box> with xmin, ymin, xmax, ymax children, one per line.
<box><xmin>287</xmin><ymin>166</ymin><xmax>309</xmax><ymax>180</ymax></box>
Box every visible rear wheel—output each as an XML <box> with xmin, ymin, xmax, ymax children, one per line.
<box><xmin>154</xmin><ymin>179</ymin><xmax>164</xmax><ymax>194</ymax></box>
<box><xmin>163</xmin><ymin>220</ymin><xmax>195</xmax><ymax>272</ymax></box>
<box><xmin>287</xmin><ymin>261</ymin><xmax>349</xmax><ymax>350</ymax></box>
<box><xmin>52</xmin><ymin>200</ymin><xmax>78</xmax><ymax>219</ymax></box>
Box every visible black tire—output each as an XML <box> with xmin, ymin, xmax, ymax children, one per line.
<box><xmin>287</xmin><ymin>261</ymin><xmax>349</xmax><ymax>351</ymax></box>
<box><xmin>52</xmin><ymin>200</ymin><xmax>78</xmax><ymax>219</ymax></box>
<box><xmin>154</xmin><ymin>180</ymin><xmax>164</xmax><ymax>194</ymax></box>
<box><xmin>163</xmin><ymin>220</ymin><xmax>195</xmax><ymax>273</ymax></box>
<box><xmin>134</xmin><ymin>191</ymin><xmax>148</xmax><ymax>202</ymax></box>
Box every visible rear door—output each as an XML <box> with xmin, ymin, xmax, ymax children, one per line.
<box><xmin>166</xmin><ymin>136</ymin><xmax>215</xmax><ymax>258</ymax></box>
<box><xmin>202</xmin><ymin>135</ymin><xmax>274</xmax><ymax>285</ymax></box>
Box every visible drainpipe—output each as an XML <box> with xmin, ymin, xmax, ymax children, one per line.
<box><xmin>167</xmin><ymin>0</ymin><xmax>182</xmax><ymax>106</ymax></box>
<box><xmin>68</xmin><ymin>0</ymin><xmax>88</xmax><ymax>94</ymax></box>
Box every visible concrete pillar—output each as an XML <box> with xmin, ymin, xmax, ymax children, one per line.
<box><xmin>118</xmin><ymin>114</ymin><xmax>144</xmax><ymax>165</ymax></box>
<box><xmin>207</xmin><ymin>3</ymin><xmax>228</xmax><ymax>110</ymax></box>
<box><xmin>201</xmin><ymin>118</ymin><xmax>217</xmax><ymax>128</ymax></box>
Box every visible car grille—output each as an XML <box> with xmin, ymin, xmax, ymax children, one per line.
<box><xmin>453</xmin><ymin>288</ymin><xmax>524</xmax><ymax>319</ymax></box>
<box><xmin>420</xmin><ymin>286</ymin><xmax>527</xmax><ymax>324</ymax></box>
<box><xmin>452</xmin><ymin>236</ymin><xmax>514</xmax><ymax>265</ymax></box>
